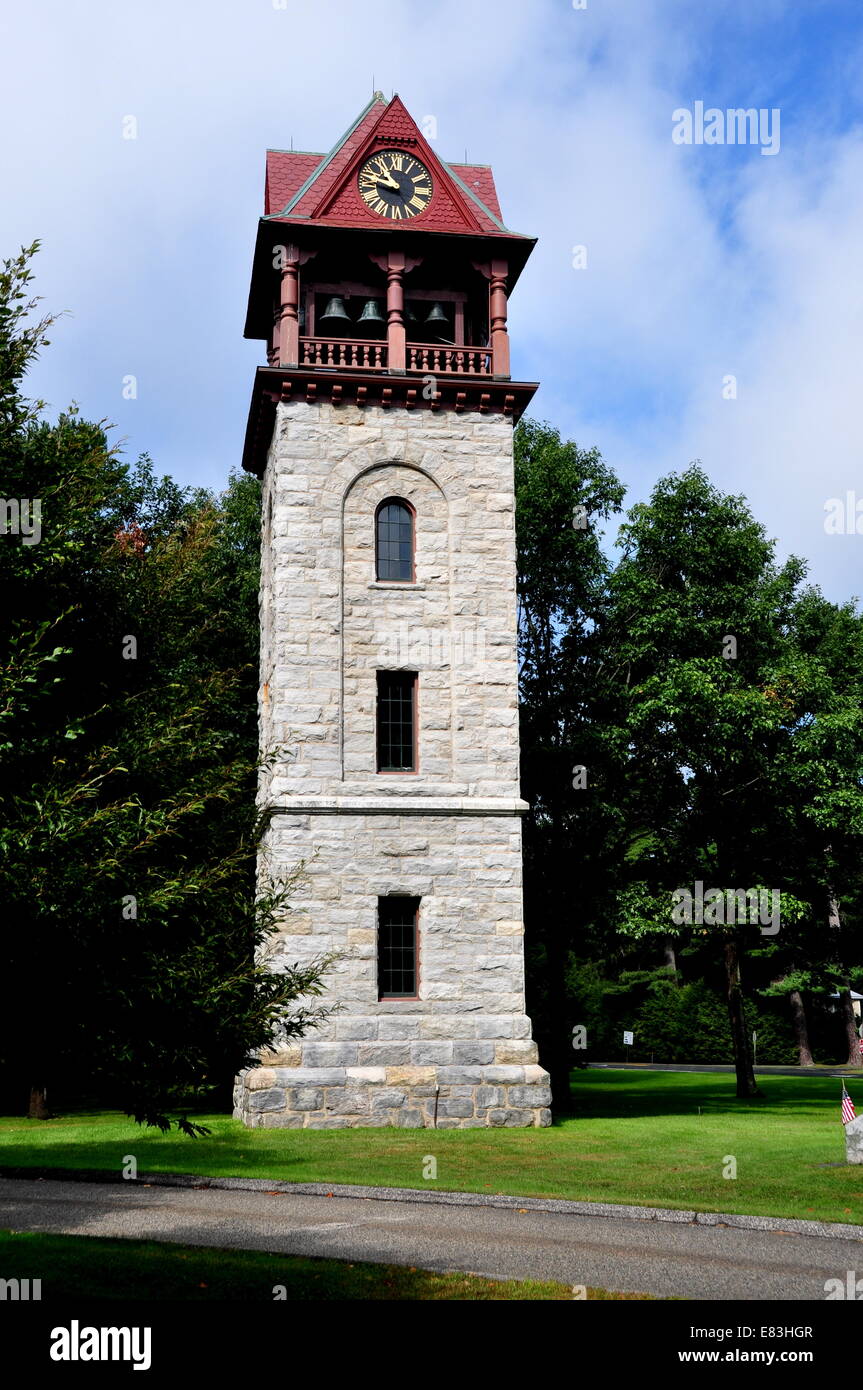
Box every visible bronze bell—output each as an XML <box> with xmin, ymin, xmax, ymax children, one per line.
<box><xmin>320</xmin><ymin>296</ymin><xmax>351</xmax><ymax>325</ymax></box>
<box><xmin>357</xmin><ymin>298</ymin><xmax>386</xmax><ymax>325</ymax></box>
<box><xmin>425</xmin><ymin>302</ymin><xmax>452</xmax><ymax>343</ymax></box>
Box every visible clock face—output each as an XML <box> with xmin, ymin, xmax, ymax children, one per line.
<box><xmin>358</xmin><ymin>150</ymin><xmax>433</xmax><ymax>220</ymax></box>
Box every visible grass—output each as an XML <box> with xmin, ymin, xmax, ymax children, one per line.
<box><xmin>0</xmin><ymin>1230</ymin><xmax>648</xmax><ymax>1300</ymax></box>
<box><xmin>1</xmin><ymin>1070</ymin><xmax>859</xmax><ymax>1225</ymax></box>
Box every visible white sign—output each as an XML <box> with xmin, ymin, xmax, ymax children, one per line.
<box><xmin>623</xmin><ymin>1031</ymin><xmax>634</xmax><ymax>1047</ymax></box>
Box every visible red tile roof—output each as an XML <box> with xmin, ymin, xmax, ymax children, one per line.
<box><xmin>448</xmin><ymin>165</ymin><xmax>503</xmax><ymax>223</ymax></box>
<box><xmin>260</xmin><ymin>95</ymin><xmax>523</xmax><ymax>238</ymax></box>
<box><xmin>265</xmin><ymin>151</ymin><xmax>322</xmax><ymax>216</ymax></box>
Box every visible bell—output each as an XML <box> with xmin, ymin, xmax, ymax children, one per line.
<box><xmin>424</xmin><ymin>302</ymin><xmax>453</xmax><ymax>344</ymax></box>
<box><xmin>357</xmin><ymin>298</ymin><xmax>386</xmax><ymax>325</ymax></box>
<box><xmin>319</xmin><ymin>296</ymin><xmax>351</xmax><ymax>325</ymax></box>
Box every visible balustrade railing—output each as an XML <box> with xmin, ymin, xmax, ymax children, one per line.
<box><xmin>406</xmin><ymin>344</ymin><xmax>492</xmax><ymax>376</ymax></box>
<box><xmin>295</xmin><ymin>337</ymin><xmax>493</xmax><ymax>376</ymax></box>
<box><xmin>299</xmin><ymin>337</ymin><xmax>388</xmax><ymax>370</ymax></box>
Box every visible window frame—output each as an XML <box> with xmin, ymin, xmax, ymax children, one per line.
<box><xmin>375</xmin><ymin>669</ymin><xmax>418</xmax><ymax>774</ymax></box>
<box><xmin>375</xmin><ymin>496</ymin><xmax>416</xmax><ymax>584</ymax></box>
<box><xmin>377</xmin><ymin>895</ymin><xmax>421</xmax><ymax>1000</ymax></box>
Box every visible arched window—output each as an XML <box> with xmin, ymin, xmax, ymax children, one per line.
<box><xmin>375</xmin><ymin>498</ymin><xmax>414</xmax><ymax>581</ymax></box>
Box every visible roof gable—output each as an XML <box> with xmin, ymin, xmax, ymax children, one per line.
<box><xmin>275</xmin><ymin>93</ymin><xmax>389</xmax><ymax>218</ymax></box>
<box><xmin>271</xmin><ymin>95</ymin><xmax>501</xmax><ymax>234</ymax></box>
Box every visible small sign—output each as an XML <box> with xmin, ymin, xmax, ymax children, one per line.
<box><xmin>623</xmin><ymin>1031</ymin><xmax>634</xmax><ymax>1047</ymax></box>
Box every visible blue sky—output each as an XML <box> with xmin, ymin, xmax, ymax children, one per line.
<box><xmin>2</xmin><ymin>0</ymin><xmax>862</xmax><ymax>599</ymax></box>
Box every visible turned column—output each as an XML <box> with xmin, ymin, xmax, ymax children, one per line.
<box><xmin>277</xmin><ymin>245</ymin><xmax>316</xmax><ymax>369</ymax></box>
<box><xmin>386</xmin><ymin>251</ymin><xmax>406</xmax><ymax>374</ymax></box>
<box><xmin>489</xmin><ymin>258</ymin><xmax>510</xmax><ymax>379</ymax></box>
<box><xmin>278</xmin><ymin>246</ymin><xmax>301</xmax><ymax>368</ymax></box>
<box><xmin>371</xmin><ymin>251</ymin><xmax>422</xmax><ymax>376</ymax></box>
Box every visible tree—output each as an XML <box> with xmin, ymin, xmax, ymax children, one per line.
<box><xmin>601</xmin><ymin>466</ymin><xmax>820</xmax><ymax>1094</ymax></box>
<box><xmin>0</xmin><ymin>245</ymin><xmax>330</xmax><ymax>1130</ymax></box>
<box><xmin>515</xmin><ymin>417</ymin><xmax>625</xmax><ymax>1106</ymax></box>
<box><xmin>760</xmin><ymin>588</ymin><xmax>863</xmax><ymax>1064</ymax></box>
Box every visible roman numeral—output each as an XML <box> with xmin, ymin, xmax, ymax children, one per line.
<box><xmin>374</xmin><ymin>198</ymin><xmax>388</xmax><ymax>215</ymax></box>
<box><xmin>391</xmin><ymin>205</ymin><xmax>403</xmax><ymax>219</ymax></box>
<box><xmin>391</xmin><ymin>154</ymin><xmax>404</xmax><ymax>170</ymax></box>
<box><xmin>409</xmin><ymin>196</ymin><xmax>425</xmax><ymax>210</ymax></box>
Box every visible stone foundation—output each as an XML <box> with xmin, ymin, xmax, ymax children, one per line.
<box><xmin>234</xmin><ymin>1042</ymin><xmax>551</xmax><ymax>1129</ymax></box>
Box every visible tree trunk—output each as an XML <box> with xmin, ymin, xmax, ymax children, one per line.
<box><xmin>788</xmin><ymin>989</ymin><xmax>814</xmax><ymax>1067</ymax></box>
<box><xmin>724</xmin><ymin>937</ymin><xmax>759</xmax><ymax>1097</ymax></box>
<box><xmin>28</xmin><ymin>1085</ymin><xmax>52</xmax><ymax>1120</ymax></box>
<box><xmin>663</xmin><ymin>939</ymin><xmax>678</xmax><ymax>979</ymax></box>
<box><xmin>838</xmin><ymin>986</ymin><xmax>862</xmax><ymax>1067</ymax></box>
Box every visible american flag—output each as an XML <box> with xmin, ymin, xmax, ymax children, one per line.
<box><xmin>842</xmin><ymin>1083</ymin><xmax>856</xmax><ymax>1126</ymax></box>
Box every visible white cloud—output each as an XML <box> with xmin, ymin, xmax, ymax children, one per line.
<box><xmin>0</xmin><ymin>0</ymin><xmax>859</xmax><ymax>599</ymax></box>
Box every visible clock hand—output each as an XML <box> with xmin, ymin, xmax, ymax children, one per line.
<box><xmin>374</xmin><ymin>171</ymin><xmax>400</xmax><ymax>190</ymax></box>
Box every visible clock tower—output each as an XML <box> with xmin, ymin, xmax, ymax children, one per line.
<box><xmin>235</xmin><ymin>94</ymin><xmax>551</xmax><ymax>1129</ymax></box>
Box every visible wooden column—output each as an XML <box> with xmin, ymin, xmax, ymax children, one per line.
<box><xmin>472</xmin><ymin>257</ymin><xmax>511</xmax><ymax>379</ymax></box>
<box><xmin>386</xmin><ymin>251</ymin><xmax>406</xmax><ymax>374</ymax></box>
<box><xmin>278</xmin><ymin>246</ymin><xmax>300</xmax><ymax>368</ymax></box>
<box><xmin>371</xmin><ymin>252</ymin><xmax>422</xmax><ymax>376</ymax></box>
<box><xmin>489</xmin><ymin>258</ymin><xmax>510</xmax><ymax>379</ymax></box>
<box><xmin>278</xmin><ymin>245</ymin><xmax>316</xmax><ymax>368</ymax></box>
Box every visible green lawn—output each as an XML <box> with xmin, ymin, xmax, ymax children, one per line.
<box><xmin>1</xmin><ymin>1230</ymin><xmax>621</xmax><ymax>1301</ymax></box>
<box><xmin>1</xmin><ymin>1070</ymin><xmax>859</xmax><ymax>1225</ymax></box>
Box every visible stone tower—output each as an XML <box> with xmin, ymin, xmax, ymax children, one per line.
<box><xmin>234</xmin><ymin>94</ymin><xmax>551</xmax><ymax>1129</ymax></box>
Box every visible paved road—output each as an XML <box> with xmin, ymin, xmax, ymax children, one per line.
<box><xmin>590</xmin><ymin>1063</ymin><xmax>862</xmax><ymax>1077</ymax></box>
<box><xmin>1</xmin><ymin>1177</ymin><xmax>858</xmax><ymax>1300</ymax></box>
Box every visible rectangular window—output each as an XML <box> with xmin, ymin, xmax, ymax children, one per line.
<box><xmin>376</xmin><ymin>671</ymin><xmax>417</xmax><ymax>772</ymax></box>
<box><xmin>378</xmin><ymin>896</ymin><xmax>420</xmax><ymax>999</ymax></box>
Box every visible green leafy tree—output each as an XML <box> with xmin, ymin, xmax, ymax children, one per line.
<box><xmin>0</xmin><ymin>245</ymin><xmax>330</xmax><ymax>1130</ymax></box>
<box><xmin>515</xmin><ymin>417</ymin><xmax>625</xmax><ymax>1105</ymax></box>
<box><xmin>601</xmin><ymin>466</ymin><xmax>853</xmax><ymax>1093</ymax></box>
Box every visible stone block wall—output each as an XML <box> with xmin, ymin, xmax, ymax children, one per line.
<box><xmin>234</xmin><ymin>1062</ymin><xmax>552</xmax><ymax>1129</ymax></box>
<box><xmin>236</xmin><ymin>400</ymin><xmax>551</xmax><ymax>1129</ymax></box>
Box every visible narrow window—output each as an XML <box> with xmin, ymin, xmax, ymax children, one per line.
<box><xmin>378</xmin><ymin>896</ymin><xmax>420</xmax><ymax>998</ymax></box>
<box><xmin>376</xmin><ymin>498</ymin><xmax>414</xmax><ymax>581</ymax></box>
<box><xmin>376</xmin><ymin>671</ymin><xmax>417</xmax><ymax>772</ymax></box>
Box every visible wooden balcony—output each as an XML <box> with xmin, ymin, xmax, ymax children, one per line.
<box><xmin>295</xmin><ymin>337</ymin><xmax>493</xmax><ymax>377</ymax></box>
